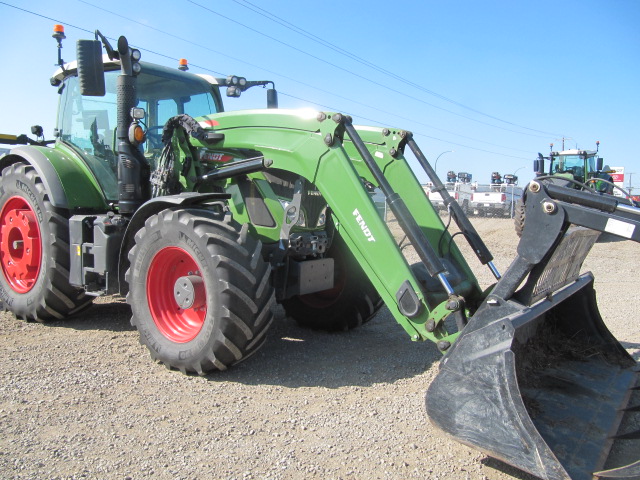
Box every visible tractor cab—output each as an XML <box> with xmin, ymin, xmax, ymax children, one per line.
<box><xmin>549</xmin><ymin>148</ymin><xmax>598</xmax><ymax>183</ymax></box>
<box><xmin>52</xmin><ymin>60</ymin><xmax>225</xmax><ymax>201</ymax></box>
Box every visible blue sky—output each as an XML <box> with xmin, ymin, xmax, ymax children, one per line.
<box><xmin>1</xmin><ymin>0</ymin><xmax>638</xmax><ymax>191</ymax></box>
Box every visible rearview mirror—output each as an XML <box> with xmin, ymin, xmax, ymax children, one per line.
<box><xmin>267</xmin><ymin>88</ymin><xmax>278</xmax><ymax>108</ymax></box>
<box><xmin>534</xmin><ymin>158</ymin><xmax>543</xmax><ymax>175</ymax></box>
<box><xmin>76</xmin><ymin>39</ymin><xmax>105</xmax><ymax>96</ymax></box>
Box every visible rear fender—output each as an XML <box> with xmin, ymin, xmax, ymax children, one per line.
<box><xmin>0</xmin><ymin>145</ymin><xmax>108</xmax><ymax>210</ymax></box>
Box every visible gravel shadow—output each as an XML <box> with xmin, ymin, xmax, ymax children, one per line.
<box><xmin>48</xmin><ymin>300</ymin><xmax>133</xmax><ymax>332</ymax></box>
<box><xmin>620</xmin><ymin>341</ymin><xmax>640</xmax><ymax>361</ymax></box>
<box><xmin>45</xmin><ymin>300</ymin><xmax>441</xmax><ymax>389</ymax></box>
<box><xmin>481</xmin><ymin>458</ymin><xmax>539</xmax><ymax>480</ymax></box>
<box><xmin>210</xmin><ymin>306</ymin><xmax>442</xmax><ymax>389</ymax></box>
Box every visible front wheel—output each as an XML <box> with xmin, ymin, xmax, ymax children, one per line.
<box><xmin>0</xmin><ymin>163</ymin><xmax>92</xmax><ymax>321</ymax></box>
<box><xmin>126</xmin><ymin>208</ymin><xmax>275</xmax><ymax>374</ymax></box>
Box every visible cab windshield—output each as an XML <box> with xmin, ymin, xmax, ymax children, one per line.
<box><xmin>552</xmin><ymin>154</ymin><xmax>596</xmax><ymax>176</ymax></box>
<box><xmin>56</xmin><ymin>63</ymin><xmax>221</xmax><ymax>201</ymax></box>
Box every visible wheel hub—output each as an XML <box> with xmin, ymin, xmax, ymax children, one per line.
<box><xmin>0</xmin><ymin>197</ymin><xmax>42</xmax><ymax>293</ymax></box>
<box><xmin>173</xmin><ymin>275</ymin><xmax>206</xmax><ymax>310</ymax></box>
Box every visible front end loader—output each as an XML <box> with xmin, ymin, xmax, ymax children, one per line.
<box><xmin>0</xmin><ymin>26</ymin><xmax>638</xmax><ymax>480</ymax></box>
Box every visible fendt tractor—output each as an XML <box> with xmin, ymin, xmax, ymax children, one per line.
<box><xmin>514</xmin><ymin>142</ymin><xmax>625</xmax><ymax>236</ymax></box>
<box><xmin>1</xmin><ymin>26</ymin><xmax>640</xmax><ymax>480</ymax></box>
<box><xmin>538</xmin><ymin>141</ymin><xmax>612</xmax><ymax>191</ymax></box>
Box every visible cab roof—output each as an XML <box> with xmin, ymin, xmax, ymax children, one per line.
<box><xmin>554</xmin><ymin>149</ymin><xmax>597</xmax><ymax>156</ymax></box>
<box><xmin>50</xmin><ymin>55</ymin><xmax>222</xmax><ymax>87</ymax></box>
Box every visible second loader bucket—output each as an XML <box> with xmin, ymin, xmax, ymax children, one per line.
<box><xmin>426</xmin><ymin>220</ymin><xmax>639</xmax><ymax>479</ymax></box>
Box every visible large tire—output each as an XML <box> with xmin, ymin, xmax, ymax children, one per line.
<box><xmin>282</xmin><ymin>233</ymin><xmax>382</xmax><ymax>331</ymax></box>
<box><xmin>513</xmin><ymin>198</ymin><xmax>526</xmax><ymax>237</ymax></box>
<box><xmin>0</xmin><ymin>163</ymin><xmax>92</xmax><ymax>321</ymax></box>
<box><xmin>126</xmin><ymin>208</ymin><xmax>275</xmax><ymax>374</ymax></box>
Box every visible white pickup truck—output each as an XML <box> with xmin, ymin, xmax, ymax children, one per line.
<box><xmin>425</xmin><ymin>182</ymin><xmax>473</xmax><ymax>213</ymax></box>
<box><xmin>470</xmin><ymin>184</ymin><xmax>523</xmax><ymax>217</ymax></box>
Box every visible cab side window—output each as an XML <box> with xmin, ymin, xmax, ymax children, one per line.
<box><xmin>56</xmin><ymin>72</ymin><xmax>119</xmax><ymax>200</ymax></box>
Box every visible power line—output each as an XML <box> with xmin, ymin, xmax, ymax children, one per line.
<box><xmin>186</xmin><ymin>0</ymin><xmax>560</xmax><ymax>139</ymax></box>
<box><xmin>73</xmin><ymin>0</ymin><xmax>549</xmax><ymax>149</ymax></box>
<box><xmin>279</xmin><ymin>92</ymin><xmax>531</xmax><ymax>161</ymax></box>
<box><xmin>0</xmin><ymin>1</ymin><xmax>537</xmax><ymax>160</ymax></box>
<box><xmin>228</xmin><ymin>0</ymin><xmax>565</xmax><ymax>138</ymax></box>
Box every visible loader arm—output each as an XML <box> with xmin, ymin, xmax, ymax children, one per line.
<box><xmin>164</xmin><ymin>110</ymin><xmax>639</xmax><ymax>480</ymax></box>
<box><xmin>183</xmin><ymin>109</ymin><xmax>484</xmax><ymax>347</ymax></box>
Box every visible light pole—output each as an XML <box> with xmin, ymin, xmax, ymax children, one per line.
<box><xmin>434</xmin><ymin>150</ymin><xmax>454</xmax><ymax>176</ymax></box>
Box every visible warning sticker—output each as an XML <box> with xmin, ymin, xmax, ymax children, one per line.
<box><xmin>604</xmin><ymin>218</ymin><xmax>635</xmax><ymax>239</ymax></box>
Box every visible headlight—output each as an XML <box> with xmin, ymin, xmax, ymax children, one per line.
<box><xmin>317</xmin><ymin>206</ymin><xmax>328</xmax><ymax>227</ymax></box>
<box><xmin>280</xmin><ymin>200</ymin><xmax>306</xmax><ymax>227</ymax></box>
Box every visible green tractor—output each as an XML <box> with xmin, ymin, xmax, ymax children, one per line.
<box><xmin>513</xmin><ymin>142</ymin><xmax>619</xmax><ymax>236</ymax></box>
<box><xmin>1</xmin><ymin>26</ymin><xmax>639</xmax><ymax>480</ymax></box>
<box><xmin>537</xmin><ymin>142</ymin><xmax>615</xmax><ymax>191</ymax></box>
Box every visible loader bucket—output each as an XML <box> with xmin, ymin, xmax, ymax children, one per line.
<box><xmin>426</xmin><ymin>227</ymin><xmax>639</xmax><ymax>480</ymax></box>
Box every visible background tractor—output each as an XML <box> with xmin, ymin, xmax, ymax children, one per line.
<box><xmin>514</xmin><ymin>142</ymin><xmax>620</xmax><ymax>236</ymax></box>
<box><xmin>537</xmin><ymin>141</ymin><xmax>613</xmax><ymax>191</ymax></box>
<box><xmin>1</xmin><ymin>26</ymin><xmax>639</xmax><ymax>480</ymax></box>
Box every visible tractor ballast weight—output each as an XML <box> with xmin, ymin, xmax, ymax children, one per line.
<box><xmin>1</xmin><ymin>27</ymin><xmax>638</xmax><ymax>480</ymax></box>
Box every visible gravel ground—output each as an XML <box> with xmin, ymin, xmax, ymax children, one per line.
<box><xmin>1</xmin><ymin>217</ymin><xmax>638</xmax><ymax>480</ymax></box>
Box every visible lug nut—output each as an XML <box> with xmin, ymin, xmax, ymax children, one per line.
<box><xmin>529</xmin><ymin>181</ymin><xmax>541</xmax><ymax>193</ymax></box>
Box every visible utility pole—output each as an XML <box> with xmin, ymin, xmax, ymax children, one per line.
<box><xmin>553</xmin><ymin>137</ymin><xmax>576</xmax><ymax>151</ymax></box>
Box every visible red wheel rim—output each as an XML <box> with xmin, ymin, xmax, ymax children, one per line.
<box><xmin>147</xmin><ymin>246</ymin><xmax>207</xmax><ymax>343</ymax></box>
<box><xmin>0</xmin><ymin>196</ymin><xmax>42</xmax><ymax>293</ymax></box>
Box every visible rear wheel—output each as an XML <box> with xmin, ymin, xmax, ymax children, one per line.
<box><xmin>126</xmin><ymin>208</ymin><xmax>275</xmax><ymax>374</ymax></box>
<box><xmin>282</xmin><ymin>233</ymin><xmax>382</xmax><ymax>331</ymax></box>
<box><xmin>0</xmin><ymin>163</ymin><xmax>92</xmax><ymax>321</ymax></box>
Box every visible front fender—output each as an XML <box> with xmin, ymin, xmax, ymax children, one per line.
<box><xmin>117</xmin><ymin>192</ymin><xmax>231</xmax><ymax>295</ymax></box>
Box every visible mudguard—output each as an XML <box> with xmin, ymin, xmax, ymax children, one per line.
<box><xmin>117</xmin><ymin>192</ymin><xmax>231</xmax><ymax>294</ymax></box>
<box><xmin>0</xmin><ymin>145</ymin><xmax>108</xmax><ymax>210</ymax></box>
